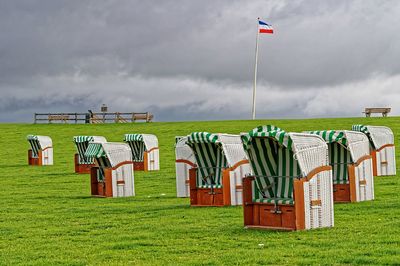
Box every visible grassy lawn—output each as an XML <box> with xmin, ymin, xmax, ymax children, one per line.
<box><xmin>0</xmin><ymin>117</ymin><xmax>399</xmax><ymax>265</ymax></box>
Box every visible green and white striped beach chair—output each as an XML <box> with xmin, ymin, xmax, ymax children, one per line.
<box><xmin>84</xmin><ymin>142</ymin><xmax>134</xmax><ymax>198</ymax></box>
<box><xmin>352</xmin><ymin>125</ymin><xmax>396</xmax><ymax>176</ymax></box>
<box><xmin>185</xmin><ymin>132</ymin><xmax>251</xmax><ymax>206</ymax></box>
<box><xmin>73</xmin><ymin>136</ymin><xmax>107</xmax><ymax>173</ymax></box>
<box><xmin>307</xmin><ymin>130</ymin><xmax>374</xmax><ymax>202</ymax></box>
<box><xmin>27</xmin><ymin>135</ymin><xmax>53</xmax><ymax>166</ymax></box>
<box><xmin>175</xmin><ymin>136</ymin><xmax>196</xmax><ymax>198</ymax></box>
<box><xmin>241</xmin><ymin>126</ymin><xmax>334</xmax><ymax>230</ymax></box>
<box><xmin>123</xmin><ymin>134</ymin><xmax>159</xmax><ymax>171</ymax></box>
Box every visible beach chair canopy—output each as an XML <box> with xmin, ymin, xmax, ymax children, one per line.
<box><xmin>124</xmin><ymin>134</ymin><xmax>158</xmax><ymax>162</ymax></box>
<box><xmin>85</xmin><ymin>142</ymin><xmax>132</xmax><ymax>168</ymax></box>
<box><xmin>27</xmin><ymin>135</ymin><xmax>52</xmax><ymax>157</ymax></box>
<box><xmin>307</xmin><ymin>130</ymin><xmax>370</xmax><ymax>184</ymax></box>
<box><xmin>241</xmin><ymin>126</ymin><xmax>328</xmax><ymax>204</ymax></box>
<box><xmin>352</xmin><ymin>125</ymin><xmax>394</xmax><ymax>150</ymax></box>
<box><xmin>175</xmin><ymin>136</ymin><xmax>195</xmax><ymax>162</ymax></box>
<box><xmin>73</xmin><ymin>136</ymin><xmax>107</xmax><ymax>164</ymax></box>
<box><xmin>186</xmin><ymin>132</ymin><xmax>248</xmax><ymax>188</ymax></box>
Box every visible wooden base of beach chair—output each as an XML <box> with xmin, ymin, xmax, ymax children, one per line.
<box><xmin>333</xmin><ymin>184</ymin><xmax>351</xmax><ymax>203</ymax></box>
<box><xmin>133</xmin><ymin>162</ymin><xmax>145</xmax><ymax>171</ymax></box>
<box><xmin>242</xmin><ymin>166</ymin><xmax>333</xmax><ymax>231</ymax></box>
<box><xmin>189</xmin><ymin>168</ymin><xmax>232</xmax><ymax>207</ymax></box>
<box><xmin>133</xmin><ymin>152</ymin><xmax>150</xmax><ymax>171</ymax></box>
<box><xmin>244</xmin><ymin>203</ymin><xmax>297</xmax><ymax>230</ymax></box>
<box><xmin>74</xmin><ymin>154</ymin><xmax>95</xmax><ymax>174</ymax></box>
<box><xmin>28</xmin><ymin>149</ymin><xmax>42</xmax><ymax>166</ymax></box>
<box><xmin>243</xmin><ymin>177</ymin><xmax>298</xmax><ymax>230</ymax></box>
<box><xmin>90</xmin><ymin>167</ymin><xmax>113</xmax><ymax>197</ymax></box>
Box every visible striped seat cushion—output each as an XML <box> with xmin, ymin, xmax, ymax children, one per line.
<box><xmin>253</xmin><ymin>197</ymin><xmax>294</xmax><ymax>205</ymax></box>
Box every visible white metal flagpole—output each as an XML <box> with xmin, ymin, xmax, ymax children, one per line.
<box><xmin>252</xmin><ymin>18</ymin><xmax>260</xmax><ymax>120</ymax></box>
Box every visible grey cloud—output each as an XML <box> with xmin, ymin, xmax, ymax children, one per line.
<box><xmin>0</xmin><ymin>0</ymin><xmax>400</xmax><ymax>122</ymax></box>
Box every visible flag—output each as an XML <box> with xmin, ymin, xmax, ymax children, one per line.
<box><xmin>259</xmin><ymin>20</ymin><xmax>273</xmax><ymax>34</ymax></box>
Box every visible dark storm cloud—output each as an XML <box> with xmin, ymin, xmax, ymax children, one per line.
<box><xmin>0</xmin><ymin>0</ymin><xmax>400</xmax><ymax>122</ymax></box>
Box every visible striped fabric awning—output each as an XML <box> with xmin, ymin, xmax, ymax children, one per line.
<box><xmin>307</xmin><ymin>130</ymin><xmax>348</xmax><ymax>146</ymax></box>
<box><xmin>85</xmin><ymin>143</ymin><xmax>106</xmax><ymax>159</ymax></box>
<box><xmin>186</xmin><ymin>132</ymin><xmax>226</xmax><ymax>188</ymax></box>
<box><xmin>73</xmin><ymin>136</ymin><xmax>94</xmax><ymax>143</ymax></box>
<box><xmin>124</xmin><ymin>134</ymin><xmax>144</xmax><ymax>142</ymax></box>
<box><xmin>187</xmin><ymin>132</ymin><xmax>218</xmax><ymax>144</ymax></box>
<box><xmin>241</xmin><ymin>125</ymin><xmax>292</xmax><ymax>150</ymax></box>
<box><xmin>124</xmin><ymin>134</ymin><xmax>145</xmax><ymax>162</ymax></box>
<box><xmin>241</xmin><ymin>126</ymin><xmax>300</xmax><ymax>205</ymax></box>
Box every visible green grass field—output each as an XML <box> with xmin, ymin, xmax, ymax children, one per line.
<box><xmin>1</xmin><ymin>117</ymin><xmax>399</xmax><ymax>265</ymax></box>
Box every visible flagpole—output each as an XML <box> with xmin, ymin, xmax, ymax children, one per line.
<box><xmin>252</xmin><ymin>18</ymin><xmax>260</xmax><ymax>120</ymax></box>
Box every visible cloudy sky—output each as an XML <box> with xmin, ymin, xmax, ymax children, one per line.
<box><xmin>1</xmin><ymin>0</ymin><xmax>400</xmax><ymax>122</ymax></box>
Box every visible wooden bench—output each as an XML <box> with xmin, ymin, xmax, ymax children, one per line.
<box><xmin>48</xmin><ymin>115</ymin><xmax>69</xmax><ymax>123</ymax></box>
<box><xmin>133</xmin><ymin>113</ymin><xmax>154</xmax><ymax>122</ymax></box>
<box><xmin>363</xmin><ymin>108</ymin><xmax>391</xmax><ymax>117</ymax></box>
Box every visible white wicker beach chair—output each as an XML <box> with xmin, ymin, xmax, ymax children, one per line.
<box><xmin>185</xmin><ymin>132</ymin><xmax>251</xmax><ymax>206</ymax></box>
<box><xmin>85</xmin><ymin>142</ymin><xmax>135</xmax><ymax>198</ymax></box>
<box><xmin>241</xmin><ymin>125</ymin><xmax>334</xmax><ymax>230</ymax></box>
<box><xmin>123</xmin><ymin>134</ymin><xmax>159</xmax><ymax>171</ymax></box>
<box><xmin>73</xmin><ymin>136</ymin><xmax>107</xmax><ymax>173</ymax></box>
<box><xmin>352</xmin><ymin>125</ymin><xmax>396</xmax><ymax>176</ymax></box>
<box><xmin>308</xmin><ymin>130</ymin><xmax>374</xmax><ymax>202</ymax></box>
<box><xmin>27</xmin><ymin>135</ymin><xmax>53</xmax><ymax>166</ymax></box>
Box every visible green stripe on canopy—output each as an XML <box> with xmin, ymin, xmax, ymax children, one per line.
<box><xmin>27</xmin><ymin>135</ymin><xmax>39</xmax><ymax>140</ymax></box>
<box><xmin>73</xmin><ymin>136</ymin><xmax>94</xmax><ymax>143</ymax></box>
<box><xmin>84</xmin><ymin>143</ymin><xmax>106</xmax><ymax>159</ymax></box>
<box><xmin>186</xmin><ymin>132</ymin><xmax>219</xmax><ymax>144</ymax></box>
<box><xmin>124</xmin><ymin>134</ymin><xmax>144</xmax><ymax>142</ymax></box>
<box><xmin>186</xmin><ymin>132</ymin><xmax>227</xmax><ymax>188</ymax></box>
<box><xmin>241</xmin><ymin>125</ymin><xmax>293</xmax><ymax>150</ymax></box>
<box><xmin>308</xmin><ymin>130</ymin><xmax>348</xmax><ymax>146</ymax></box>
<box><xmin>352</xmin><ymin>124</ymin><xmax>368</xmax><ymax>134</ymax></box>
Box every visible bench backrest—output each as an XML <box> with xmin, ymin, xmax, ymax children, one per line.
<box><xmin>364</xmin><ymin>108</ymin><xmax>391</xmax><ymax>113</ymax></box>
